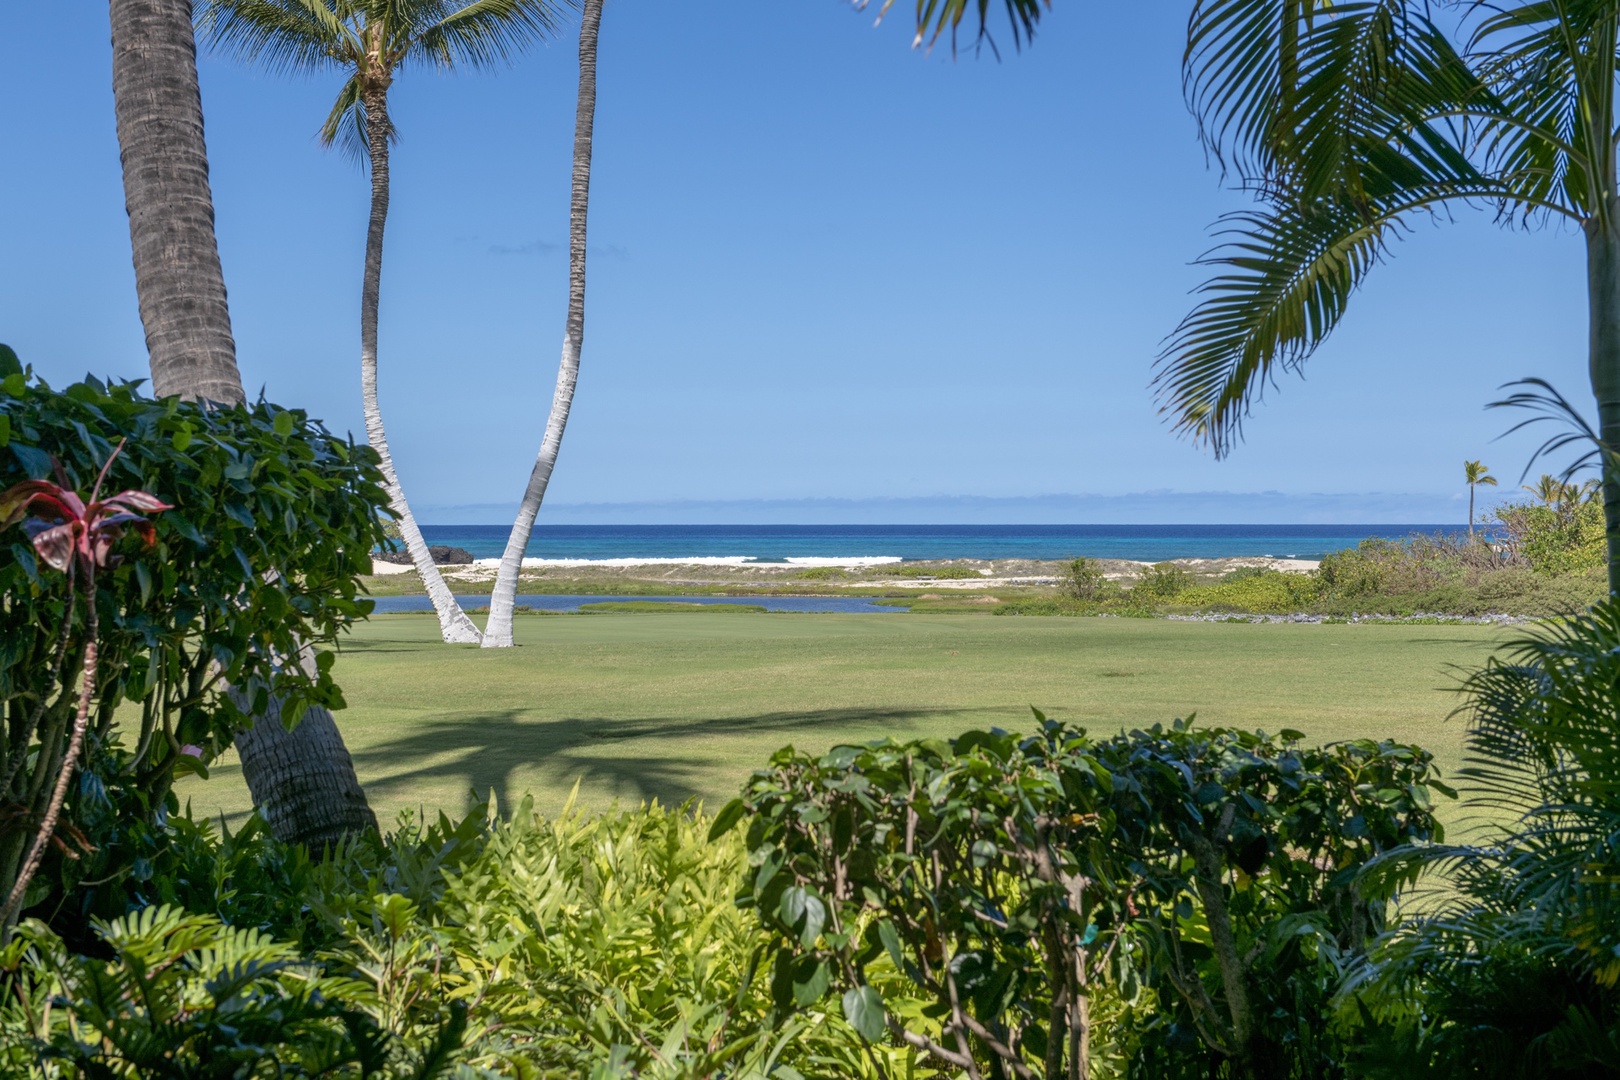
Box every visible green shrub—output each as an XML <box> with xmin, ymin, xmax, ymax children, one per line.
<box><xmin>0</xmin><ymin>363</ymin><xmax>390</xmax><ymax>935</ymax></box>
<box><xmin>0</xmin><ymin>799</ymin><xmax>886</xmax><ymax>1079</ymax></box>
<box><xmin>718</xmin><ymin>716</ymin><xmax>1450</xmax><ymax>1080</ymax></box>
<box><xmin>795</xmin><ymin>566</ymin><xmax>849</xmax><ymax>581</ymax></box>
<box><xmin>1134</xmin><ymin>562</ymin><xmax>1191</xmax><ymax>599</ymax></box>
<box><xmin>1496</xmin><ymin>497</ymin><xmax>1605</xmax><ymax>575</ymax></box>
<box><xmin>1061</xmin><ymin>557</ymin><xmax>1109</xmax><ymax>602</ymax></box>
<box><xmin>1174</xmin><ymin>569</ymin><xmax>1322</xmax><ymax>613</ymax></box>
<box><xmin>1</xmin><ymin>905</ymin><xmax>466</xmax><ymax>1078</ymax></box>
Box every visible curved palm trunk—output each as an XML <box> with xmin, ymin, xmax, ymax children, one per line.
<box><xmin>1587</xmin><ymin>204</ymin><xmax>1620</xmax><ymax>597</ymax></box>
<box><xmin>483</xmin><ymin>0</ymin><xmax>603</xmax><ymax>649</ymax></box>
<box><xmin>110</xmin><ymin>0</ymin><xmax>376</xmax><ymax>845</ymax></box>
<box><xmin>359</xmin><ymin>88</ymin><xmax>482</xmax><ymax>645</ymax></box>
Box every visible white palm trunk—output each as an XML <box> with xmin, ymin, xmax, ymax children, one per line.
<box><xmin>361</xmin><ymin>86</ymin><xmax>482</xmax><ymax>645</ymax></box>
<box><xmin>483</xmin><ymin>0</ymin><xmax>602</xmax><ymax>649</ymax></box>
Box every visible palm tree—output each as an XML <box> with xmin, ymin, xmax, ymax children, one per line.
<box><xmin>1350</xmin><ymin>604</ymin><xmax>1620</xmax><ymax>1070</ymax></box>
<box><xmin>195</xmin><ymin>0</ymin><xmax>565</xmax><ymax>646</ymax></box>
<box><xmin>1154</xmin><ymin>2</ymin><xmax>1620</xmax><ymax>596</ymax></box>
<box><xmin>108</xmin><ymin>0</ymin><xmax>376</xmax><ymax>848</ymax></box>
<box><xmin>1525</xmin><ymin>474</ymin><xmax>1569</xmax><ymax>507</ymax></box>
<box><xmin>1466</xmin><ymin>459</ymin><xmax>1498</xmax><ymax>539</ymax></box>
<box><xmin>483</xmin><ymin>0</ymin><xmax>601</xmax><ymax>649</ymax></box>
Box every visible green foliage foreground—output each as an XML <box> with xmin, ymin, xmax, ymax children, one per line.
<box><xmin>0</xmin><ymin>365</ymin><xmax>389</xmax><ymax>936</ymax></box>
<box><xmin>3</xmin><ymin>614</ymin><xmax>1617</xmax><ymax>1077</ymax></box>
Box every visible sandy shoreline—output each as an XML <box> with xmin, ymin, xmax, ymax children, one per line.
<box><xmin>368</xmin><ymin>554</ymin><xmax>1322</xmax><ymax>590</ymax></box>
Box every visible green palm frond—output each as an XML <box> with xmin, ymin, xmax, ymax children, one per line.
<box><xmin>861</xmin><ymin>0</ymin><xmax>1050</xmax><ymax>56</ymax></box>
<box><xmin>1154</xmin><ymin>192</ymin><xmax>1468</xmax><ymax>456</ymax></box>
<box><xmin>198</xmin><ymin>0</ymin><xmax>566</xmax><ymax>167</ymax></box>
<box><xmin>1167</xmin><ymin>1</ymin><xmax>1600</xmax><ymax>457</ymax></box>
<box><xmin>320</xmin><ymin>73</ymin><xmax>388</xmax><ymax>161</ymax></box>
<box><xmin>409</xmin><ymin>0</ymin><xmax>569</xmax><ymax>72</ymax></box>
<box><xmin>1470</xmin><ymin>0</ymin><xmax>1615</xmax><ymax>219</ymax></box>
<box><xmin>1185</xmin><ymin>0</ymin><xmax>1490</xmax><ymax>196</ymax></box>
<box><xmin>1489</xmin><ymin>377</ymin><xmax>1620</xmax><ymax>486</ymax></box>
<box><xmin>195</xmin><ymin>0</ymin><xmax>356</xmax><ymax>76</ymax></box>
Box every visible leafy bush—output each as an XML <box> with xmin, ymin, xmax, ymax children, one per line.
<box><xmin>717</xmin><ymin>716</ymin><xmax>1451</xmax><ymax>1079</ymax></box>
<box><xmin>1495</xmin><ymin>497</ymin><xmax>1605</xmax><ymax>575</ymax></box>
<box><xmin>1</xmin><ymin>906</ymin><xmax>466</xmax><ymax>1078</ymax></box>
<box><xmin>795</xmin><ymin>566</ymin><xmax>850</xmax><ymax>581</ymax></box>
<box><xmin>0</xmin><ymin>360</ymin><xmax>390</xmax><ymax>934</ymax></box>
<box><xmin>1062</xmin><ymin>557</ymin><xmax>1111</xmax><ymax>602</ymax></box>
<box><xmin>1134</xmin><ymin>563</ymin><xmax>1191</xmax><ymax>599</ymax></box>
<box><xmin>1173</xmin><ymin>569</ymin><xmax>1323</xmax><ymax>614</ymax></box>
<box><xmin>0</xmin><ymin>798</ymin><xmax>889</xmax><ymax>1079</ymax></box>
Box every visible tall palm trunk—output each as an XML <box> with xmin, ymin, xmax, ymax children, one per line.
<box><xmin>110</xmin><ymin>0</ymin><xmax>241</xmax><ymax>404</ymax></box>
<box><xmin>483</xmin><ymin>0</ymin><xmax>603</xmax><ymax>649</ymax></box>
<box><xmin>1587</xmin><ymin>204</ymin><xmax>1620</xmax><ymax>597</ymax></box>
<box><xmin>110</xmin><ymin>0</ymin><xmax>376</xmax><ymax>846</ymax></box>
<box><xmin>360</xmin><ymin>86</ymin><xmax>483</xmax><ymax>645</ymax></box>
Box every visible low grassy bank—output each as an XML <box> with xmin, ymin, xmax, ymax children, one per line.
<box><xmin>178</xmin><ymin>611</ymin><xmax>1504</xmax><ymax>826</ymax></box>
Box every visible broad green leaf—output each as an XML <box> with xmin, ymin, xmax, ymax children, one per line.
<box><xmin>707</xmin><ymin>798</ymin><xmax>747</xmax><ymax>840</ymax></box>
<box><xmin>842</xmin><ymin>985</ymin><xmax>885</xmax><ymax>1042</ymax></box>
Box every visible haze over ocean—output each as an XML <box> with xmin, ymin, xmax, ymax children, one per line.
<box><xmin>417</xmin><ymin>523</ymin><xmax>1465</xmax><ymax>563</ymax></box>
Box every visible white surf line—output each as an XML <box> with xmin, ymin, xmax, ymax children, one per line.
<box><xmin>462</xmin><ymin>555</ymin><xmax>905</xmax><ymax>569</ymax></box>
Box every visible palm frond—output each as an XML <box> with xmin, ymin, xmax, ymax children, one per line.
<box><xmin>195</xmin><ymin>0</ymin><xmax>357</xmax><ymax>76</ymax></box>
<box><xmin>319</xmin><ymin>74</ymin><xmax>389</xmax><ymax>163</ymax></box>
<box><xmin>859</xmin><ymin>0</ymin><xmax>1049</xmax><ymax>57</ymax></box>
<box><xmin>407</xmin><ymin>0</ymin><xmax>569</xmax><ymax>72</ymax></box>
<box><xmin>1470</xmin><ymin>0</ymin><xmax>1616</xmax><ymax>219</ymax></box>
<box><xmin>1488</xmin><ymin>377</ymin><xmax>1618</xmax><ymax>485</ymax></box>
<box><xmin>1153</xmin><ymin>192</ymin><xmax>1468</xmax><ymax>456</ymax></box>
<box><xmin>1185</xmin><ymin>0</ymin><xmax>1490</xmax><ymax>194</ymax></box>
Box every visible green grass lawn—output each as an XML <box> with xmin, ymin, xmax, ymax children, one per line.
<box><xmin>177</xmin><ymin>612</ymin><xmax>1510</xmax><ymax>827</ymax></box>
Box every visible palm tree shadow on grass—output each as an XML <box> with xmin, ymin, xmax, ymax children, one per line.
<box><xmin>347</xmin><ymin>705</ymin><xmax>1014</xmax><ymax>815</ymax></box>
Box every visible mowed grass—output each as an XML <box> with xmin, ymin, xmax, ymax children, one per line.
<box><xmin>177</xmin><ymin>612</ymin><xmax>1509</xmax><ymax>826</ymax></box>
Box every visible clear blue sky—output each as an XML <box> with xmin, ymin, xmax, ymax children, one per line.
<box><xmin>0</xmin><ymin>2</ymin><xmax>1589</xmax><ymax>523</ymax></box>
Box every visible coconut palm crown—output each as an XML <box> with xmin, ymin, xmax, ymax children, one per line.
<box><xmin>1154</xmin><ymin>1</ymin><xmax>1620</xmax><ymax>592</ymax></box>
<box><xmin>196</xmin><ymin>0</ymin><xmax>567</xmax><ymax>645</ymax></box>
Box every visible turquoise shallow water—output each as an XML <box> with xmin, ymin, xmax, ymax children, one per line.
<box><xmin>414</xmin><ymin>523</ymin><xmax>1468</xmax><ymax>563</ymax></box>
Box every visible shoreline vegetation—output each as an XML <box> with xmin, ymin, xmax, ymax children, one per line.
<box><xmin>361</xmin><ymin>536</ymin><xmax>1603</xmax><ymax>619</ymax></box>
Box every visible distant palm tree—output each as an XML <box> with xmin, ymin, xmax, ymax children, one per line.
<box><xmin>1525</xmin><ymin>474</ymin><xmax>1568</xmax><ymax>507</ymax></box>
<box><xmin>1466</xmin><ymin>460</ymin><xmax>1497</xmax><ymax>539</ymax></box>
<box><xmin>195</xmin><ymin>0</ymin><xmax>565</xmax><ymax>645</ymax></box>
<box><xmin>483</xmin><ymin>0</ymin><xmax>603</xmax><ymax>649</ymax></box>
<box><xmin>1152</xmin><ymin>2</ymin><xmax>1620</xmax><ymax>595</ymax></box>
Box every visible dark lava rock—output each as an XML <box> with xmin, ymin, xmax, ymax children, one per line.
<box><xmin>371</xmin><ymin>545</ymin><xmax>475</xmax><ymax>566</ymax></box>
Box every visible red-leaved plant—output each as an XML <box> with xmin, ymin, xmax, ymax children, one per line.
<box><xmin>0</xmin><ymin>439</ymin><xmax>169</xmax><ymax>930</ymax></box>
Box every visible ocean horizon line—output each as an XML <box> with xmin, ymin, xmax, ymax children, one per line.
<box><xmin>410</xmin><ymin>523</ymin><xmax>1478</xmax><ymax>564</ymax></box>
<box><xmin>415</xmin><ymin>491</ymin><xmax>1491</xmax><ymax>527</ymax></box>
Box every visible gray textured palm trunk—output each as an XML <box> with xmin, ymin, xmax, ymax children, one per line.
<box><xmin>483</xmin><ymin>0</ymin><xmax>604</xmax><ymax>649</ymax></box>
<box><xmin>1588</xmin><ymin>207</ymin><xmax>1620</xmax><ymax>598</ymax></box>
<box><xmin>359</xmin><ymin>89</ymin><xmax>484</xmax><ymax>646</ymax></box>
<box><xmin>110</xmin><ymin>0</ymin><xmax>376</xmax><ymax>848</ymax></box>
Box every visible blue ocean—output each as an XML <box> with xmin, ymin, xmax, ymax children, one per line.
<box><xmin>417</xmin><ymin>523</ymin><xmax>1466</xmax><ymax>564</ymax></box>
